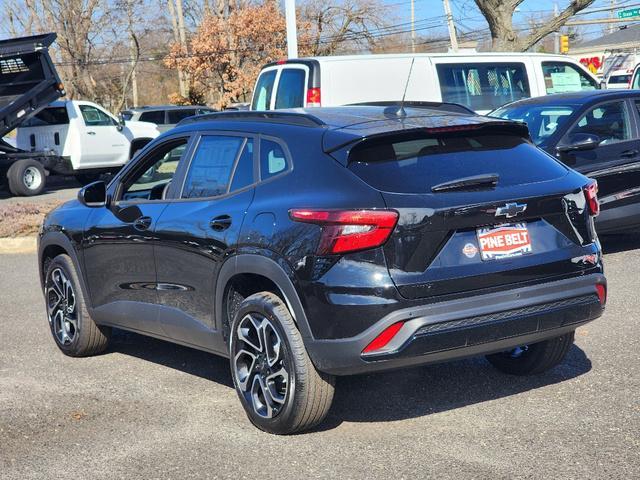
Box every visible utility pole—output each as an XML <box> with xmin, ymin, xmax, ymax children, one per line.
<box><xmin>554</xmin><ymin>2</ymin><xmax>560</xmax><ymax>54</ymax></box>
<box><xmin>442</xmin><ymin>0</ymin><xmax>458</xmax><ymax>52</ymax></box>
<box><xmin>411</xmin><ymin>0</ymin><xmax>416</xmax><ymax>53</ymax></box>
<box><xmin>609</xmin><ymin>0</ymin><xmax>617</xmax><ymax>34</ymax></box>
<box><xmin>284</xmin><ymin>0</ymin><xmax>298</xmax><ymax>58</ymax></box>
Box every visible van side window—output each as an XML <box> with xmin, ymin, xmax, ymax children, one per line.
<box><xmin>252</xmin><ymin>70</ymin><xmax>277</xmax><ymax>110</ymax></box>
<box><xmin>541</xmin><ymin>62</ymin><xmax>597</xmax><ymax>94</ymax></box>
<box><xmin>275</xmin><ymin>69</ymin><xmax>306</xmax><ymax>108</ymax></box>
<box><xmin>260</xmin><ymin>139</ymin><xmax>289</xmax><ymax>180</ymax></box>
<box><xmin>79</xmin><ymin>105</ymin><xmax>115</xmax><ymax>127</ymax></box>
<box><xmin>436</xmin><ymin>63</ymin><xmax>530</xmax><ymax>112</ymax></box>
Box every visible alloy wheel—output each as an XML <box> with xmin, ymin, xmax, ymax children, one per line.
<box><xmin>233</xmin><ymin>314</ymin><xmax>290</xmax><ymax>419</ymax></box>
<box><xmin>46</xmin><ymin>268</ymin><xmax>78</xmax><ymax>345</ymax></box>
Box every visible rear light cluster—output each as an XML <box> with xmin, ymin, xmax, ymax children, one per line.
<box><xmin>289</xmin><ymin>209</ymin><xmax>398</xmax><ymax>255</ymax></box>
<box><xmin>584</xmin><ymin>180</ymin><xmax>599</xmax><ymax>216</ymax></box>
<box><xmin>306</xmin><ymin>87</ymin><xmax>321</xmax><ymax>107</ymax></box>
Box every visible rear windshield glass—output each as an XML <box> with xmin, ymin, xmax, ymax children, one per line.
<box><xmin>22</xmin><ymin>107</ymin><xmax>69</xmax><ymax>126</ymax></box>
<box><xmin>347</xmin><ymin>133</ymin><xmax>567</xmax><ymax>194</ymax></box>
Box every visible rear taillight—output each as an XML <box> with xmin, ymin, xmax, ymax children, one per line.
<box><xmin>306</xmin><ymin>87</ymin><xmax>321</xmax><ymax>107</ymax></box>
<box><xmin>584</xmin><ymin>180</ymin><xmax>599</xmax><ymax>216</ymax></box>
<box><xmin>289</xmin><ymin>209</ymin><xmax>398</xmax><ymax>255</ymax></box>
<box><xmin>596</xmin><ymin>284</ymin><xmax>607</xmax><ymax>305</ymax></box>
<box><xmin>362</xmin><ymin>322</ymin><xmax>405</xmax><ymax>354</ymax></box>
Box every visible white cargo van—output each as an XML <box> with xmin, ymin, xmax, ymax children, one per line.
<box><xmin>251</xmin><ymin>53</ymin><xmax>599</xmax><ymax>114</ymax></box>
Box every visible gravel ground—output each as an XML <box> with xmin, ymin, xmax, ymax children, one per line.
<box><xmin>0</xmin><ymin>235</ymin><xmax>639</xmax><ymax>479</ymax></box>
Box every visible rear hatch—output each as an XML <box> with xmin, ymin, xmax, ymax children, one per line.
<box><xmin>341</xmin><ymin>123</ymin><xmax>596</xmax><ymax>300</ymax></box>
<box><xmin>0</xmin><ymin>33</ymin><xmax>64</xmax><ymax>140</ymax></box>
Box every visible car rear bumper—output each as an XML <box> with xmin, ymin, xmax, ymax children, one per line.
<box><xmin>305</xmin><ymin>273</ymin><xmax>606</xmax><ymax>375</ymax></box>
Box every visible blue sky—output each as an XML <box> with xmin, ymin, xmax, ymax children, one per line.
<box><xmin>407</xmin><ymin>0</ymin><xmax>640</xmax><ymax>42</ymax></box>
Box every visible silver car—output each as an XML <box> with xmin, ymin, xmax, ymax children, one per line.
<box><xmin>120</xmin><ymin>105</ymin><xmax>215</xmax><ymax>133</ymax></box>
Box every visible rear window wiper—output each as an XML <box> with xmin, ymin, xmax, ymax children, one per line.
<box><xmin>431</xmin><ymin>174</ymin><xmax>499</xmax><ymax>193</ymax></box>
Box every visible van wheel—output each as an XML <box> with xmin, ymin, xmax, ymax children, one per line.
<box><xmin>486</xmin><ymin>331</ymin><xmax>575</xmax><ymax>375</ymax></box>
<box><xmin>7</xmin><ymin>159</ymin><xmax>46</xmax><ymax>196</ymax></box>
<box><xmin>44</xmin><ymin>254</ymin><xmax>111</xmax><ymax>356</ymax></box>
<box><xmin>229</xmin><ymin>292</ymin><xmax>335</xmax><ymax>434</ymax></box>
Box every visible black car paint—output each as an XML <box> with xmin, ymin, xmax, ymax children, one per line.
<box><xmin>38</xmin><ymin>107</ymin><xmax>605</xmax><ymax>375</ymax></box>
<box><xmin>494</xmin><ymin>90</ymin><xmax>640</xmax><ymax>233</ymax></box>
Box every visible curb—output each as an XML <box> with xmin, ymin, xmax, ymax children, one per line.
<box><xmin>0</xmin><ymin>236</ymin><xmax>37</xmax><ymax>254</ymax></box>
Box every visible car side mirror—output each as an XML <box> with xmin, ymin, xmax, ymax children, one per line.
<box><xmin>116</xmin><ymin>113</ymin><xmax>125</xmax><ymax>131</ymax></box>
<box><xmin>78</xmin><ymin>181</ymin><xmax>107</xmax><ymax>207</ymax></box>
<box><xmin>557</xmin><ymin>133</ymin><xmax>601</xmax><ymax>153</ymax></box>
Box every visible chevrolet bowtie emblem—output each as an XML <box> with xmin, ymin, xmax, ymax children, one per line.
<box><xmin>495</xmin><ymin>202</ymin><xmax>527</xmax><ymax>218</ymax></box>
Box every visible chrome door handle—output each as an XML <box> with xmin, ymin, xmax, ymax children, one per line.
<box><xmin>210</xmin><ymin>215</ymin><xmax>232</xmax><ymax>231</ymax></box>
<box><xmin>133</xmin><ymin>216</ymin><xmax>152</xmax><ymax>231</ymax></box>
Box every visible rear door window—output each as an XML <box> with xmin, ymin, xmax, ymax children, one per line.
<box><xmin>139</xmin><ymin>110</ymin><xmax>166</xmax><ymax>124</ymax></box>
<box><xmin>251</xmin><ymin>70</ymin><xmax>277</xmax><ymax>110</ymax></box>
<box><xmin>275</xmin><ymin>68</ymin><xmax>306</xmax><ymax>109</ymax></box>
<box><xmin>182</xmin><ymin>135</ymin><xmax>245</xmax><ymax>198</ymax></box>
<box><xmin>347</xmin><ymin>132</ymin><xmax>567</xmax><ymax>194</ymax></box>
<box><xmin>167</xmin><ymin>109</ymin><xmax>196</xmax><ymax>124</ymax></box>
<box><xmin>542</xmin><ymin>62</ymin><xmax>597</xmax><ymax>93</ymax></box>
<box><xmin>436</xmin><ymin>63</ymin><xmax>530</xmax><ymax>111</ymax></box>
<box><xmin>22</xmin><ymin>107</ymin><xmax>69</xmax><ymax>126</ymax></box>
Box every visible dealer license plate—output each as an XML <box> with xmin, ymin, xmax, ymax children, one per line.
<box><xmin>476</xmin><ymin>223</ymin><xmax>532</xmax><ymax>261</ymax></box>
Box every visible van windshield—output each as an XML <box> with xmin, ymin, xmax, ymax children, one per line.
<box><xmin>436</xmin><ymin>63</ymin><xmax>530</xmax><ymax>112</ymax></box>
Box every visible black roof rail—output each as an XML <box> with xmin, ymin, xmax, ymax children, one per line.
<box><xmin>347</xmin><ymin>101</ymin><xmax>476</xmax><ymax>115</ymax></box>
<box><xmin>177</xmin><ymin>110</ymin><xmax>326</xmax><ymax>128</ymax></box>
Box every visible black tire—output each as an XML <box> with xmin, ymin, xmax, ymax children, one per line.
<box><xmin>486</xmin><ymin>331</ymin><xmax>575</xmax><ymax>376</ymax></box>
<box><xmin>44</xmin><ymin>254</ymin><xmax>111</xmax><ymax>357</ymax></box>
<box><xmin>7</xmin><ymin>159</ymin><xmax>46</xmax><ymax>196</ymax></box>
<box><xmin>75</xmin><ymin>173</ymin><xmax>102</xmax><ymax>186</ymax></box>
<box><xmin>229</xmin><ymin>292</ymin><xmax>335</xmax><ymax>434</ymax></box>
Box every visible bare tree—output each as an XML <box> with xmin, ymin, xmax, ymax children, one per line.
<box><xmin>167</xmin><ymin>0</ymin><xmax>190</xmax><ymax>97</ymax></box>
<box><xmin>301</xmin><ymin>0</ymin><xmax>391</xmax><ymax>56</ymax></box>
<box><xmin>473</xmin><ymin>0</ymin><xmax>596</xmax><ymax>51</ymax></box>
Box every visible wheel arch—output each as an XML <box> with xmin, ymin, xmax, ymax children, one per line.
<box><xmin>38</xmin><ymin>232</ymin><xmax>92</xmax><ymax>310</ymax></box>
<box><xmin>215</xmin><ymin>254</ymin><xmax>314</xmax><ymax>343</ymax></box>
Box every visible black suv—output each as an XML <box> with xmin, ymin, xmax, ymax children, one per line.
<box><xmin>38</xmin><ymin>107</ymin><xmax>606</xmax><ymax>434</ymax></box>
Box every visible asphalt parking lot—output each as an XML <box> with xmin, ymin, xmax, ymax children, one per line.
<box><xmin>1</xmin><ymin>235</ymin><xmax>639</xmax><ymax>479</ymax></box>
<box><xmin>0</xmin><ymin>176</ymin><xmax>80</xmax><ymax>204</ymax></box>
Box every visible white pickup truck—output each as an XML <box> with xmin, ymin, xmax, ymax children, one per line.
<box><xmin>16</xmin><ymin>100</ymin><xmax>159</xmax><ymax>188</ymax></box>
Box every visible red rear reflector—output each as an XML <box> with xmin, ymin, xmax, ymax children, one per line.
<box><xmin>425</xmin><ymin>124</ymin><xmax>481</xmax><ymax>134</ymax></box>
<box><xmin>363</xmin><ymin>322</ymin><xmax>405</xmax><ymax>354</ymax></box>
<box><xmin>306</xmin><ymin>87</ymin><xmax>321</xmax><ymax>107</ymax></box>
<box><xmin>289</xmin><ymin>209</ymin><xmax>398</xmax><ymax>255</ymax></box>
<box><xmin>584</xmin><ymin>180</ymin><xmax>600</xmax><ymax>216</ymax></box>
<box><xmin>596</xmin><ymin>284</ymin><xmax>606</xmax><ymax>305</ymax></box>
<box><xmin>277</xmin><ymin>59</ymin><xmax>287</xmax><ymax>65</ymax></box>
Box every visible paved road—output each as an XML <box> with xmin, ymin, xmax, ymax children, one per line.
<box><xmin>1</xmin><ymin>235</ymin><xmax>639</xmax><ymax>479</ymax></box>
<box><xmin>0</xmin><ymin>176</ymin><xmax>80</xmax><ymax>204</ymax></box>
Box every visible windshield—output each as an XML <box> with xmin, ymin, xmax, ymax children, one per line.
<box><xmin>491</xmin><ymin>104</ymin><xmax>576</xmax><ymax>145</ymax></box>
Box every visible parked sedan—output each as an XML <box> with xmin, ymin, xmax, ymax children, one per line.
<box><xmin>492</xmin><ymin>90</ymin><xmax>640</xmax><ymax>234</ymax></box>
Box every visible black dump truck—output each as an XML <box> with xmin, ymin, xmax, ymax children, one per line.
<box><xmin>0</xmin><ymin>33</ymin><xmax>65</xmax><ymax>196</ymax></box>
